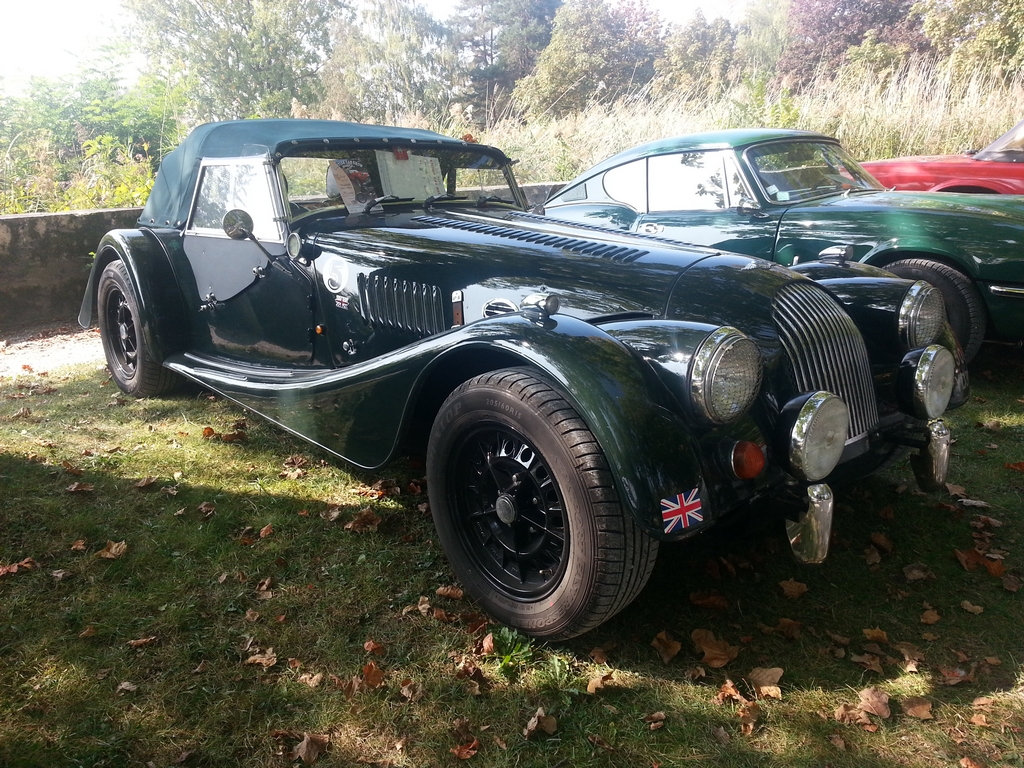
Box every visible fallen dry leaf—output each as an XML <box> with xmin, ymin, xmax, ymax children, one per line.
<box><xmin>651</xmin><ymin>630</ymin><xmax>681</xmax><ymax>664</ymax></box>
<box><xmin>712</xmin><ymin>725</ymin><xmax>731</xmax><ymax>745</ymax></box>
<box><xmin>959</xmin><ymin>758</ymin><xmax>985</xmax><ymax>768</ymax></box>
<box><xmin>126</xmin><ymin>636</ymin><xmax>157</xmax><ymax>648</ymax></box>
<box><xmin>259</xmin><ymin>524</ymin><xmax>273</xmax><ymax>539</ymax></box>
<box><xmin>644</xmin><ymin>711</ymin><xmax>666</xmax><ymax>731</ymax></box>
<box><xmin>345</xmin><ymin>507</ymin><xmax>381</xmax><ymax>532</ymax></box>
<box><xmin>748</xmin><ymin>667</ymin><xmax>784</xmax><ymax>700</ymax></box>
<box><xmin>436</xmin><ymin>585</ymin><xmax>464</xmax><ymax>600</ymax></box>
<box><xmin>587</xmin><ymin>734</ymin><xmax>615</xmax><ymax>751</ymax></box>
<box><xmin>835</xmin><ymin>703</ymin><xmax>871</xmax><ymax>725</ymax></box>
<box><xmin>738</xmin><ymin>701</ymin><xmax>761</xmax><ymax>735</ymax></box>
<box><xmin>587</xmin><ymin>671</ymin><xmax>614</xmax><ymax>694</ymax></box>
<box><xmin>691</xmin><ymin>629</ymin><xmax>739</xmax><ymax>668</ymax></box>
<box><xmin>245</xmin><ymin>649</ymin><xmax>277</xmax><ymax>668</ymax></box>
<box><xmin>363</xmin><ymin>639</ymin><xmax>385</xmax><ymax>655</ymax></box>
<box><xmin>779</xmin><ymin>579</ymin><xmax>808</xmax><ymax>599</ymax></box>
<box><xmin>1003</xmin><ymin>574</ymin><xmax>1022</xmax><ymax>592</ymax></box>
<box><xmin>870</xmin><ymin>533</ymin><xmax>894</xmax><ymax>553</ymax></box>
<box><xmin>95</xmin><ymin>540</ymin><xmax>128</xmax><ymax>559</ymax></box>
<box><xmin>920</xmin><ymin>609</ymin><xmax>941</xmax><ymax>625</ymax></box>
<box><xmin>66</xmin><ymin>482</ymin><xmax>94</xmax><ymax>493</ymax></box>
<box><xmin>589</xmin><ymin>647</ymin><xmax>609</xmax><ymax>665</ymax></box>
<box><xmin>298</xmin><ymin>672</ymin><xmax>323</xmax><ymax>688</ymax></box>
<box><xmin>362</xmin><ymin>661</ymin><xmax>385</xmax><ymax>688</ymax></box>
<box><xmin>969</xmin><ymin>713</ymin><xmax>990</xmax><ymax>727</ymax></box>
<box><xmin>903</xmin><ymin>563</ymin><xmax>935</xmax><ymax>581</ymax></box>
<box><xmin>714</xmin><ymin>679</ymin><xmax>748</xmax><ymax>705</ymax></box>
<box><xmin>451</xmin><ymin>739</ymin><xmax>479</xmax><ymax>760</ymax></box>
<box><xmin>116</xmin><ymin>681</ymin><xmax>137</xmax><ymax>695</ymax></box>
<box><xmin>291</xmin><ymin>733</ymin><xmax>329</xmax><ymax>765</ymax></box>
<box><xmin>858</xmin><ymin>687</ymin><xmax>891</xmax><ymax>718</ymax></box>
<box><xmin>71</xmin><ymin>540</ymin><xmax>87</xmax><ymax>551</ymax></box>
<box><xmin>864</xmin><ymin>546</ymin><xmax>882</xmax><ymax>565</ymax></box>
<box><xmin>960</xmin><ymin>600</ymin><xmax>984</xmax><ymax>615</ymax></box>
<box><xmin>523</xmin><ymin>707</ymin><xmax>557</xmax><ymax>739</ymax></box>
<box><xmin>850</xmin><ymin>653</ymin><xmax>884</xmax><ymax>674</ymax></box>
<box><xmin>901</xmin><ymin>696</ymin><xmax>934</xmax><ymax>720</ymax></box>
<box><xmin>862</xmin><ymin>628</ymin><xmax>889</xmax><ymax>644</ymax></box>
<box><xmin>829</xmin><ymin>733</ymin><xmax>847</xmax><ymax>750</ymax></box>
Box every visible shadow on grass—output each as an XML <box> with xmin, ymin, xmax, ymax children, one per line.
<box><xmin>1</xmin><ymin>347</ymin><xmax>1021</xmax><ymax>767</ymax></box>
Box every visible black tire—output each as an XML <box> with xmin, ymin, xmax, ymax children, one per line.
<box><xmin>426</xmin><ymin>369</ymin><xmax>658</xmax><ymax>640</ymax></box>
<box><xmin>885</xmin><ymin>258</ymin><xmax>986</xmax><ymax>362</ymax></box>
<box><xmin>97</xmin><ymin>260</ymin><xmax>181</xmax><ymax>397</ymax></box>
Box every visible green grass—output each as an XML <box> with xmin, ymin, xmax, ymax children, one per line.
<box><xmin>1</xmin><ymin>347</ymin><xmax>1022</xmax><ymax>767</ymax></box>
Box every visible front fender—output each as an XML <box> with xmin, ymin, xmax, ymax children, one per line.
<box><xmin>78</xmin><ymin>229</ymin><xmax>189</xmax><ymax>364</ymax></box>
<box><xmin>431</xmin><ymin>314</ymin><xmax>709</xmax><ymax>541</ymax></box>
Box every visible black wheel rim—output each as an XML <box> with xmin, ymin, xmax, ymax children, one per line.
<box><xmin>103</xmin><ymin>286</ymin><xmax>139</xmax><ymax>379</ymax></box>
<box><xmin>448</xmin><ymin>424</ymin><xmax>568</xmax><ymax>600</ymax></box>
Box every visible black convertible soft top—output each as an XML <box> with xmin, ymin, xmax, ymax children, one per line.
<box><xmin>138</xmin><ymin>119</ymin><xmax>498</xmax><ymax>229</ymax></box>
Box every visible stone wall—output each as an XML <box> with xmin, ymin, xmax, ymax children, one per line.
<box><xmin>0</xmin><ymin>208</ymin><xmax>142</xmax><ymax>333</ymax></box>
<box><xmin>0</xmin><ymin>182</ymin><xmax>566</xmax><ymax>333</ymax></box>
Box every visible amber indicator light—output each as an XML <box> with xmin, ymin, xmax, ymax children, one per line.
<box><xmin>732</xmin><ymin>441</ymin><xmax>766</xmax><ymax>479</ymax></box>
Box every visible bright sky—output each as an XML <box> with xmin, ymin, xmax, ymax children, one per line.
<box><xmin>1</xmin><ymin>0</ymin><xmax>748</xmax><ymax>94</ymax></box>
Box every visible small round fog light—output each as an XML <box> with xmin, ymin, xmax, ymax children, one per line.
<box><xmin>783</xmin><ymin>391</ymin><xmax>850</xmax><ymax>482</ymax></box>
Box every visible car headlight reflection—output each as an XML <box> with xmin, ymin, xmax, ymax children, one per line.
<box><xmin>898</xmin><ymin>281</ymin><xmax>945</xmax><ymax>350</ymax></box>
<box><xmin>897</xmin><ymin>344</ymin><xmax>955</xmax><ymax>419</ymax></box>
<box><xmin>689</xmin><ymin>327</ymin><xmax>762</xmax><ymax>424</ymax></box>
<box><xmin>783</xmin><ymin>391</ymin><xmax>850</xmax><ymax>482</ymax></box>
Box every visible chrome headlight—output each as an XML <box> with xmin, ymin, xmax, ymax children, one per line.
<box><xmin>782</xmin><ymin>391</ymin><xmax>849</xmax><ymax>482</ymax></box>
<box><xmin>689</xmin><ymin>327</ymin><xmax>762</xmax><ymax>424</ymax></box>
<box><xmin>897</xmin><ymin>344</ymin><xmax>955</xmax><ymax>419</ymax></box>
<box><xmin>898</xmin><ymin>281</ymin><xmax>945</xmax><ymax>350</ymax></box>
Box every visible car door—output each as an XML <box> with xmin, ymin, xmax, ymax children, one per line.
<box><xmin>632</xmin><ymin>150</ymin><xmax>783</xmax><ymax>261</ymax></box>
<box><xmin>183</xmin><ymin>158</ymin><xmax>315</xmax><ymax>363</ymax></box>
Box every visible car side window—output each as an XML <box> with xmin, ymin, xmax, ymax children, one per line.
<box><xmin>648</xmin><ymin>151</ymin><xmax>727</xmax><ymax>212</ymax></box>
<box><xmin>189</xmin><ymin>160</ymin><xmax>283</xmax><ymax>242</ymax></box>
<box><xmin>602</xmin><ymin>159</ymin><xmax>647</xmax><ymax>211</ymax></box>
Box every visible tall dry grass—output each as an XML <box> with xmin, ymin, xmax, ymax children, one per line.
<box><xmin>454</xmin><ymin>58</ymin><xmax>1024</xmax><ymax>183</ymax></box>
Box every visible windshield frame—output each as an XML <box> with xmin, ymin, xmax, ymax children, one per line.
<box><xmin>276</xmin><ymin>141</ymin><xmax>526</xmax><ymax>225</ymax></box>
<box><xmin>741</xmin><ymin>139</ymin><xmax>883</xmax><ymax>205</ymax></box>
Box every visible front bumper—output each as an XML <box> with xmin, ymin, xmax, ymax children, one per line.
<box><xmin>910</xmin><ymin>420</ymin><xmax>951</xmax><ymax>491</ymax></box>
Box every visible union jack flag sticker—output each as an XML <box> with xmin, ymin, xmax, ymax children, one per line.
<box><xmin>661</xmin><ymin>488</ymin><xmax>703</xmax><ymax>534</ymax></box>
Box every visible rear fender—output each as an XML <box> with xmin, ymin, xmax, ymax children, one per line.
<box><xmin>79</xmin><ymin>230</ymin><xmax>189</xmax><ymax>363</ymax></box>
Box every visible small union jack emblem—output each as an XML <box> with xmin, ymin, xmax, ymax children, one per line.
<box><xmin>661</xmin><ymin>488</ymin><xmax>703</xmax><ymax>534</ymax></box>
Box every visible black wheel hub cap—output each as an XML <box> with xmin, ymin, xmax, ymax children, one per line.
<box><xmin>104</xmin><ymin>290</ymin><xmax>138</xmax><ymax>376</ymax></box>
<box><xmin>451</xmin><ymin>425</ymin><xmax>568</xmax><ymax>600</ymax></box>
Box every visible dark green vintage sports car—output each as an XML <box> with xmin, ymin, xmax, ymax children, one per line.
<box><xmin>542</xmin><ymin>129</ymin><xmax>1024</xmax><ymax>361</ymax></box>
<box><xmin>80</xmin><ymin>119</ymin><xmax>964</xmax><ymax>639</ymax></box>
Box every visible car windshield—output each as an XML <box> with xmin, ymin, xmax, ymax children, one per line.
<box><xmin>744</xmin><ymin>140</ymin><xmax>882</xmax><ymax>203</ymax></box>
<box><xmin>976</xmin><ymin>117</ymin><xmax>1024</xmax><ymax>159</ymax></box>
<box><xmin>279</xmin><ymin>147</ymin><xmax>520</xmax><ymax>221</ymax></box>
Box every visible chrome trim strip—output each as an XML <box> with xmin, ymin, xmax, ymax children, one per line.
<box><xmin>989</xmin><ymin>285</ymin><xmax>1024</xmax><ymax>297</ymax></box>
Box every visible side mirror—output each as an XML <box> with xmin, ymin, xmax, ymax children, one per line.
<box><xmin>222</xmin><ymin>209</ymin><xmax>255</xmax><ymax>240</ymax></box>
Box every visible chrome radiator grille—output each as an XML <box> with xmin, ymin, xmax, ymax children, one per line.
<box><xmin>772</xmin><ymin>282</ymin><xmax>879</xmax><ymax>438</ymax></box>
<box><xmin>358</xmin><ymin>273</ymin><xmax>446</xmax><ymax>337</ymax></box>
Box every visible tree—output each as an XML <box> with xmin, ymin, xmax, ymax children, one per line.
<box><xmin>653</xmin><ymin>10</ymin><xmax>736</xmax><ymax>97</ymax></box>
<box><xmin>914</xmin><ymin>0</ymin><xmax>1024</xmax><ymax>77</ymax></box>
<box><xmin>124</xmin><ymin>0</ymin><xmax>348</xmax><ymax>120</ymax></box>
<box><xmin>734</xmin><ymin>0</ymin><xmax>792</xmax><ymax>77</ymax></box>
<box><xmin>779</xmin><ymin>0</ymin><xmax>927</xmax><ymax>86</ymax></box>
<box><xmin>513</xmin><ymin>0</ymin><xmax>664</xmax><ymax>118</ymax></box>
<box><xmin>455</xmin><ymin>0</ymin><xmax>562</xmax><ymax>125</ymax></box>
<box><xmin>318</xmin><ymin>0</ymin><xmax>463</xmax><ymax>124</ymax></box>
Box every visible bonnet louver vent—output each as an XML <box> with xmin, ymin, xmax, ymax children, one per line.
<box><xmin>358</xmin><ymin>273</ymin><xmax>446</xmax><ymax>337</ymax></box>
<box><xmin>413</xmin><ymin>215</ymin><xmax>648</xmax><ymax>263</ymax></box>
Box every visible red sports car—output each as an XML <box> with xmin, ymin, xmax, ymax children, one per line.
<box><xmin>861</xmin><ymin>118</ymin><xmax>1024</xmax><ymax>194</ymax></box>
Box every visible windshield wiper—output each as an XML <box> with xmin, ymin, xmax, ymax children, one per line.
<box><xmin>363</xmin><ymin>195</ymin><xmax>414</xmax><ymax>214</ymax></box>
<box><xmin>477</xmin><ymin>195</ymin><xmax>518</xmax><ymax>208</ymax></box>
<box><xmin>424</xmin><ymin>194</ymin><xmax>467</xmax><ymax>209</ymax></box>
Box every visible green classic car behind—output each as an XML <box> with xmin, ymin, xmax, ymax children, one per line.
<box><xmin>80</xmin><ymin>120</ymin><xmax>965</xmax><ymax>639</ymax></box>
<box><xmin>543</xmin><ymin>128</ymin><xmax>1024</xmax><ymax>361</ymax></box>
